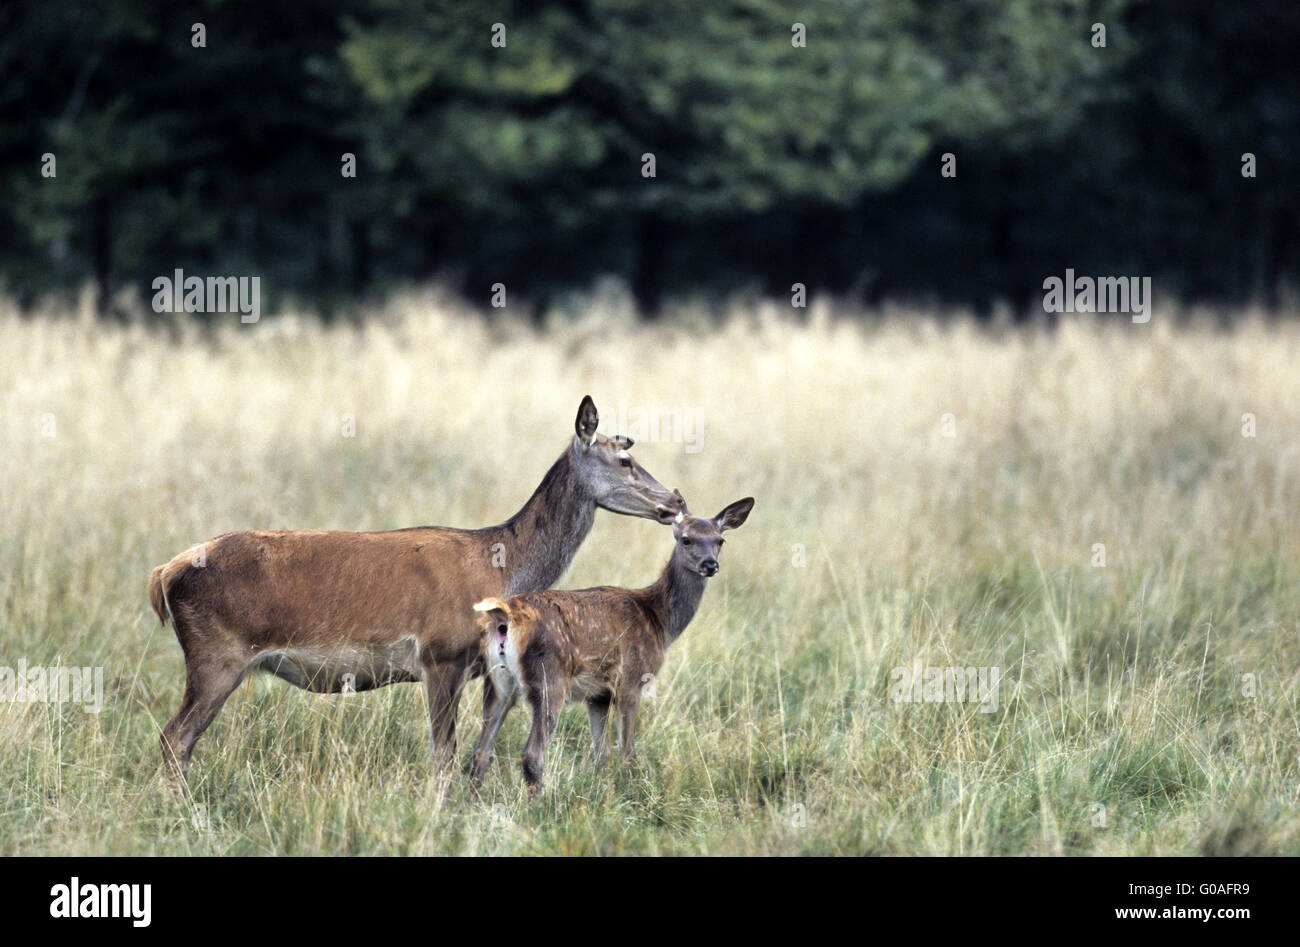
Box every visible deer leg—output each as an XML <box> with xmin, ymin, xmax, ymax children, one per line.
<box><xmin>160</xmin><ymin>656</ymin><xmax>248</xmax><ymax>792</ymax></box>
<box><xmin>423</xmin><ymin>661</ymin><xmax>467</xmax><ymax>774</ymax></box>
<box><xmin>470</xmin><ymin>674</ymin><xmax>518</xmax><ymax>789</ymax></box>
<box><xmin>586</xmin><ymin>696</ymin><xmax>611</xmax><ymax>770</ymax></box>
<box><xmin>521</xmin><ymin>679</ymin><xmax>566</xmax><ymax>797</ymax></box>
<box><xmin>615</xmin><ymin>692</ymin><xmax>641</xmax><ymax>765</ymax></box>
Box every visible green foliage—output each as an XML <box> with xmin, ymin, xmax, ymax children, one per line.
<box><xmin>1</xmin><ymin>0</ymin><xmax>1296</xmax><ymax>315</ymax></box>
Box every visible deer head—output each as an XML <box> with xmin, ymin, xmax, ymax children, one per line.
<box><xmin>571</xmin><ymin>395</ymin><xmax>681</xmax><ymax>523</ymax></box>
<box><xmin>670</xmin><ymin>493</ymin><xmax>754</xmax><ymax>577</ymax></box>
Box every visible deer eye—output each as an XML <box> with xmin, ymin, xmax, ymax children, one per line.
<box><xmin>619</xmin><ymin>458</ymin><xmax>631</xmax><ymax>467</ymax></box>
<box><xmin>682</xmin><ymin>538</ymin><xmax>692</xmax><ymax>546</ymax></box>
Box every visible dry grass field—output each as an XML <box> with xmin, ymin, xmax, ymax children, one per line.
<box><xmin>2</xmin><ymin>289</ymin><xmax>1299</xmax><ymax>855</ymax></box>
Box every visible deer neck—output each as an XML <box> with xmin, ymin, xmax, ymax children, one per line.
<box><xmin>652</xmin><ymin>552</ymin><xmax>709</xmax><ymax>646</ymax></box>
<box><xmin>494</xmin><ymin>443</ymin><xmax>596</xmax><ymax>596</ymax></box>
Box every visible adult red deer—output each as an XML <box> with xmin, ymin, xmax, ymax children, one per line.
<box><xmin>470</xmin><ymin>493</ymin><xmax>753</xmax><ymax>794</ymax></box>
<box><xmin>149</xmin><ymin>396</ymin><xmax>682</xmax><ymax>788</ymax></box>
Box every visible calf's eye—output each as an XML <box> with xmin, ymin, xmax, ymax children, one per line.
<box><xmin>620</xmin><ymin>458</ymin><xmax>631</xmax><ymax>467</ymax></box>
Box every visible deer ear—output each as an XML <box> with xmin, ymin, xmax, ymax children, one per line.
<box><xmin>613</xmin><ymin>434</ymin><xmax>634</xmax><ymax>449</ymax></box>
<box><xmin>575</xmin><ymin>395</ymin><xmax>599</xmax><ymax>445</ymax></box>
<box><xmin>713</xmin><ymin>497</ymin><xmax>754</xmax><ymax>532</ymax></box>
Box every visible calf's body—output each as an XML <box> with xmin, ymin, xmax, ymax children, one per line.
<box><xmin>471</xmin><ymin>496</ymin><xmax>753</xmax><ymax>793</ymax></box>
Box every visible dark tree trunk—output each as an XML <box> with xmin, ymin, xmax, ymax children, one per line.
<box><xmin>633</xmin><ymin>212</ymin><xmax>667</xmax><ymax>320</ymax></box>
<box><xmin>988</xmin><ymin>158</ymin><xmax>1035</xmax><ymax>322</ymax></box>
<box><xmin>92</xmin><ymin>194</ymin><xmax>112</xmax><ymax>318</ymax></box>
<box><xmin>1265</xmin><ymin>206</ymin><xmax>1293</xmax><ymax>311</ymax></box>
<box><xmin>315</xmin><ymin>222</ymin><xmax>334</xmax><ymax>320</ymax></box>
<box><xmin>351</xmin><ymin>220</ymin><xmax>372</xmax><ymax>298</ymax></box>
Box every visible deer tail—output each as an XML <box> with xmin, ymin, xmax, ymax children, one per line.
<box><xmin>473</xmin><ymin>597</ymin><xmax>515</xmax><ymax>627</ymax></box>
<box><xmin>148</xmin><ymin>550</ymin><xmax>195</xmax><ymax>626</ymax></box>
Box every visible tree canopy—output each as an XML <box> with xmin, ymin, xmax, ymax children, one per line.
<box><xmin>2</xmin><ymin>0</ymin><xmax>1296</xmax><ymax>317</ymax></box>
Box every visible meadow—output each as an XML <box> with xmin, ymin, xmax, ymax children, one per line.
<box><xmin>2</xmin><ymin>289</ymin><xmax>1299</xmax><ymax>855</ymax></box>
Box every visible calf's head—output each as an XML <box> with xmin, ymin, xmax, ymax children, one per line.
<box><xmin>671</xmin><ymin>493</ymin><xmax>754</xmax><ymax>577</ymax></box>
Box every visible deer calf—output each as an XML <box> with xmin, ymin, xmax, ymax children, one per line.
<box><xmin>470</xmin><ymin>494</ymin><xmax>754</xmax><ymax>794</ymax></box>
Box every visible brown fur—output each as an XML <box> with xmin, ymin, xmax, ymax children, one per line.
<box><xmin>470</xmin><ymin>496</ymin><xmax>754</xmax><ymax>794</ymax></box>
<box><xmin>148</xmin><ymin>550</ymin><xmax>195</xmax><ymax>625</ymax></box>
<box><xmin>150</xmin><ymin>397</ymin><xmax>681</xmax><ymax>789</ymax></box>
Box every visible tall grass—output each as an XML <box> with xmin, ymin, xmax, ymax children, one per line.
<box><xmin>2</xmin><ymin>290</ymin><xmax>1298</xmax><ymax>854</ymax></box>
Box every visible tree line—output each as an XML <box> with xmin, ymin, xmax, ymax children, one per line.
<box><xmin>2</xmin><ymin>0</ymin><xmax>1296</xmax><ymax>319</ymax></box>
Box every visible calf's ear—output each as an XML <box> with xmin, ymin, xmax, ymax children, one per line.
<box><xmin>713</xmin><ymin>497</ymin><xmax>754</xmax><ymax>532</ymax></box>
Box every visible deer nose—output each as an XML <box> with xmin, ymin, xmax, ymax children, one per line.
<box><xmin>701</xmin><ymin>558</ymin><xmax>718</xmax><ymax>576</ymax></box>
